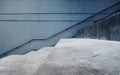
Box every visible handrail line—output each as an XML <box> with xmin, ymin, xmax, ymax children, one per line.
<box><xmin>0</xmin><ymin>1</ymin><xmax>120</xmax><ymax>57</ymax></box>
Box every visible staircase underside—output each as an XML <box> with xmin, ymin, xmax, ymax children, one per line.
<box><xmin>0</xmin><ymin>39</ymin><xmax>120</xmax><ymax>75</ymax></box>
<box><xmin>0</xmin><ymin>1</ymin><xmax>120</xmax><ymax>57</ymax></box>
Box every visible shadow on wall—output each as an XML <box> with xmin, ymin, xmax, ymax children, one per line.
<box><xmin>75</xmin><ymin>12</ymin><xmax>120</xmax><ymax>41</ymax></box>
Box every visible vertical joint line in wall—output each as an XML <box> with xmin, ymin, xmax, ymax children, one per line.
<box><xmin>69</xmin><ymin>0</ymin><xmax>72</xmax><ymax>24</ymax></box>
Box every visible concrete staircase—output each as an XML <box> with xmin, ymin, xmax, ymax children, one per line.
<box><xmin>0</xmin><ymin>39</ymin><xmax>120</xmax><ymax>75</ymax></box>
<box><xmin>0</xmin><ymin>1</ymin><xmax>120</xmax><ymax>57</ymax></box>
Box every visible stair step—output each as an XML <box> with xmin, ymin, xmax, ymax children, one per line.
<box><xmin>36</xmin><ymin>39</ymin><xmax>120</xmax><ymax>75</ymax></box>
<box><xmin>0</xmin><ymin>39</ymin><xmax>120</xmax><ymax>75</ymax></box>
<box><xmin>56</xmin><ymin>38</ymin><xmax>120</xmax><ymax>47</ymax></box>
<box><xmin>0</xmin><ymin>47</ymin><xmax>53</xmax><ymax>75</ymax></box>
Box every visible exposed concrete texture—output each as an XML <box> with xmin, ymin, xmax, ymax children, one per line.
<box><xmin>0</xmin><ymin>47</ymin><xmax>52</xmax><ymax>75</ymax></box>
<box><xmin>35</xmin><ymin>39</ymin><xmax>120</xmax><ymax>75</ymax></box>
<box><xmin>0</xmin><ymin>0</ymin><xmax>119</xmax><ymax>55</ymax></box>
<box><xmin>0</xmin><ymin>39</ymin><xmax>120</xmax><ymax>75</ymax></box>
<box><xmin>75</xmin><ymin>12</ymin><xmax>120</xmax><ymax>41</ymax></box>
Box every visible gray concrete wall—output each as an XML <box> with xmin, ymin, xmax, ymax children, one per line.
<box><xmin>0</xmin><ymin>0</ymin><xmax>119</xmax><ymax>55</ymax></box>
<box><xmin>75</xmin><ymin>12</ymin><xmax>120</xmax><ymax>41</ymax></box>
